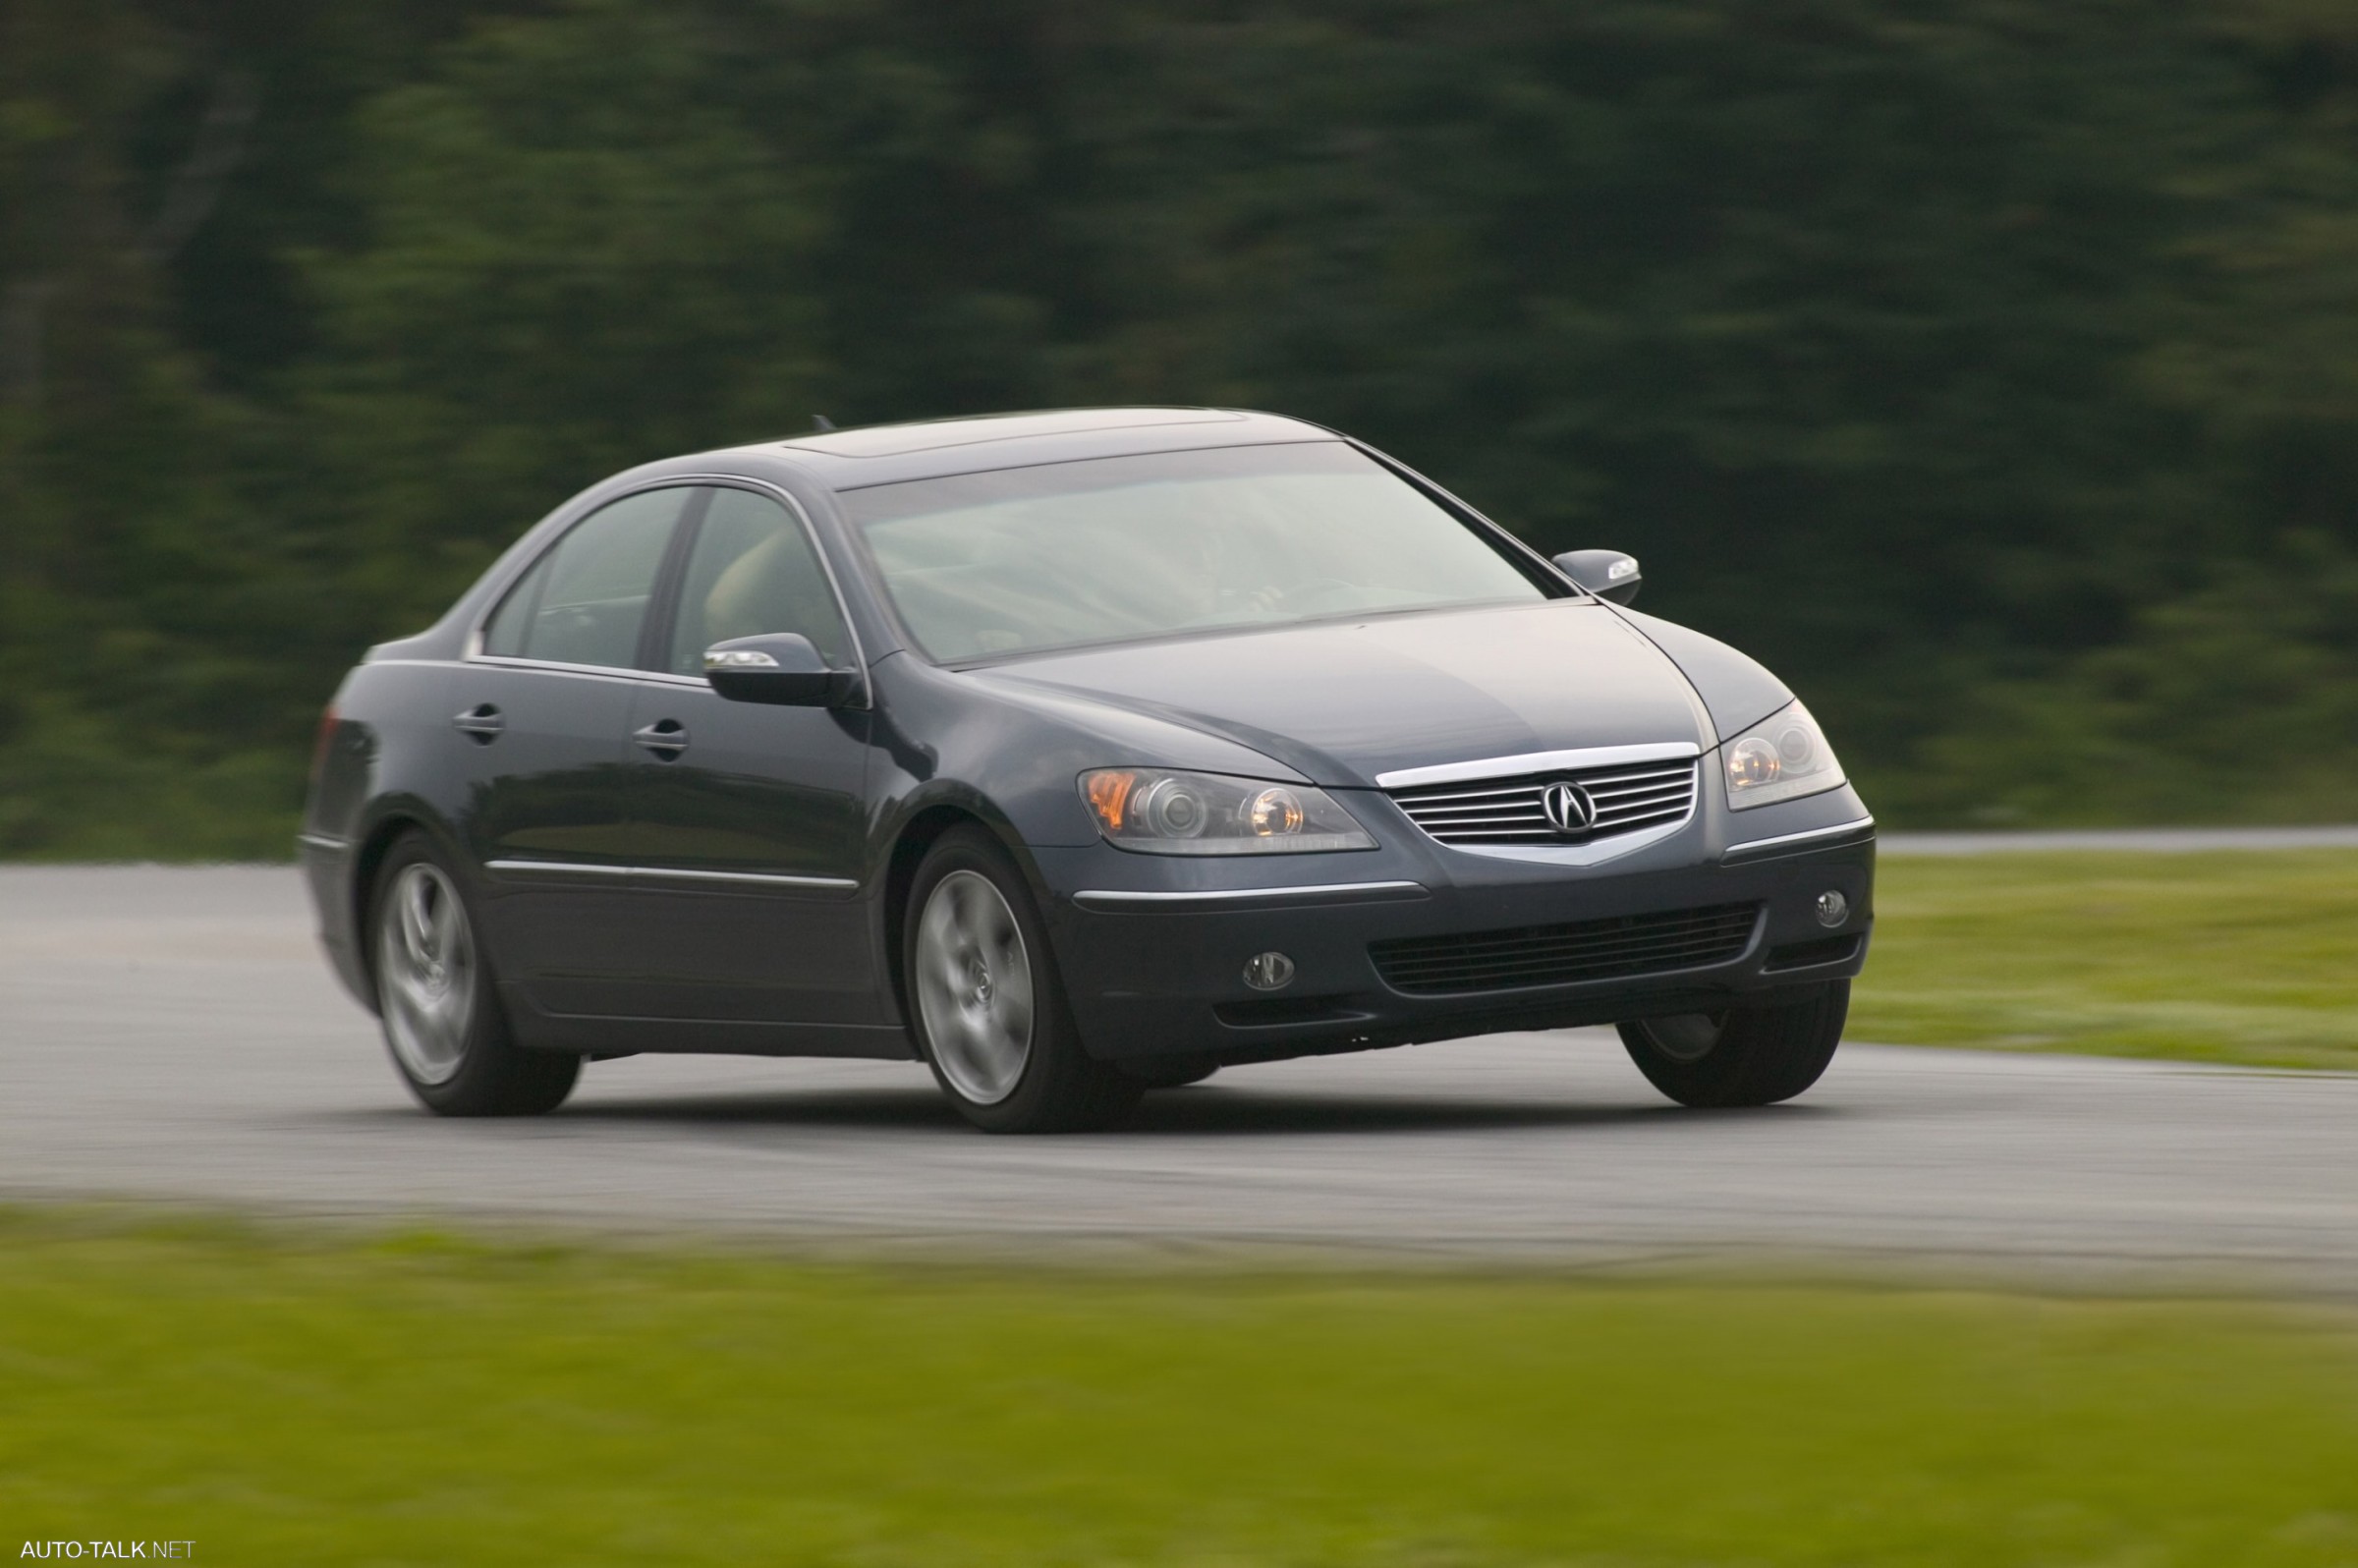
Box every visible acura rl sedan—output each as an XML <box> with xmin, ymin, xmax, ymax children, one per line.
<box><xmin>301</xmin><ymin>407</ymin><xmax>1874</xmax><ymax>1131</ymax></box>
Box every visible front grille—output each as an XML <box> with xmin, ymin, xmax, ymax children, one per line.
<box><xmin>1387</xmin><ymin>757</ymin><xmax>1698</xmax><ymax>847</ymax></box>
<box><xmin>1369</xmin><ymin>902</ymin><xmax>1761</xmax><ymax>995</ymax></box>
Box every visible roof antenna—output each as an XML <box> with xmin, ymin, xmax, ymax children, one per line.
<box><xmin>811</xmin><ymin>414</ymin><xmax>837</xmax><ymax>431</ymax></box>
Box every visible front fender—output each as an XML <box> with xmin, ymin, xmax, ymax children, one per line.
<box><xmin>1609</xmin><ymin>607</ymin><xmax>1795</xmax><ymax>743</ymax></box>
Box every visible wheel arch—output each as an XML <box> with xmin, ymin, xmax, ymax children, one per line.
<box><xmin>879</xmin><ymin>801</ymin><xmax>1054</xmax><ymax>1027</ymax></box>
<box><xmin>348</xmin><ymin>807</ymin><xmax>467</xmax><ymax>1009</ymax></box>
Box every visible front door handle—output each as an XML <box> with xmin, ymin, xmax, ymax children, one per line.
<box><xmin>633</xmin><ymin>718</ymin><xmax>689</xmax><ymax>759</ymax></box>
<box><xmin>453</xmin><ymin>703</ymin><xmax>505</xmax><ymax>743</ymax></box>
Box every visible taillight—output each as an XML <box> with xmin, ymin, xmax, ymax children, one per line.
<box><xmin>310</xmin><ymin>705</ymin><xmax>339</xmax><ymax>781</ymax></box>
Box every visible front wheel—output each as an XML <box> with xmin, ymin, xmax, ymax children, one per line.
<box><xmin>905</xmin><ymin>826</ymin><xmax>1142</xmax><ymax>1133</ymax></box>
<box><xmin>1617</xmin><ymin>981</ymin><xmax>1848</xmax><ymax>1108</ymax></box>
<box><xmin>369</xmin><ymin>833</ymin><xmax>580</xmax><ymax>1116</ymax></box>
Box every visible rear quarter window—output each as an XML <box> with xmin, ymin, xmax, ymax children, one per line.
<box><xmin>478</xmin><ymin>487</ymin><xmax>690</xmax><ymax>668</ymax></box>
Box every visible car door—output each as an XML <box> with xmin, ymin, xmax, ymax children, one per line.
<box><xmin>454</xmin><ymin>484</ymin><xmax>696</xmax><ymax>1017</ymax></box>
<box><xmin>618</xmin><ymin>483</ymin><xmax>881</xmax><ymax>1025</ymax></box>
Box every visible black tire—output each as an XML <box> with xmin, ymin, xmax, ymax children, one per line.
<box><xmin>1617</xmin><ymin>980</ymin><xmax>1848</xmax><ymax>1108</ymax></box>
<box><xmin>1117</xmin><ymin>1056</ymin><xmax>1221</xmax><ymax>1091</ymax></box>
<box><xmin>367</xmin><ymin>832</ymin><xmax>580</xmax><ymax>1117</ymax></box>
<box><xmin>904</xmin><ymin>825</ymin><xmax>1142</xmax><ymax>1133</ymax></box>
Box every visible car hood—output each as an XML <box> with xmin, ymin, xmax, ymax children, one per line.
<box><xmin>971</xmin><ymin>600</ymin><xmax>1712</xmax><ymax>788</ymax></box>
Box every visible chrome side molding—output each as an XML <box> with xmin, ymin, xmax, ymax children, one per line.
<box><xmin>1072</xmin><ymin>880</ymin><xmax>1429</xmax><ymax>914</ymax></box>
<box><xmin>1721</xmin><ymin>816</ymin><xmax>1877</xmax><ymax>865</ymax></box>
<box><xmin>485</xmin><ymin>859</ymin><xmax>858</xmax><ymax>891</ymax></box>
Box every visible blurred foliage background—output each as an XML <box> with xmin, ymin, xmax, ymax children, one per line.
<box><xmin>7</xmin><ymin>0</ymin><xmax>2358</xmax><ymax>857</ymax></box>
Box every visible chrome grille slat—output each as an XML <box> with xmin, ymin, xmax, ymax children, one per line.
<box><xmin>1591</xmin><ymin>803</ymin><xmax>1684</xmax><ymax>824</ymax></box>
<box><xmin>1419</xmin><ymin>827</ymin><xmax>1572</xmax><ymax>839</ymax></box>
<box><xmin>1409</xmin><ymin>812</ymin><xmax>1553</xmax><ymax>828</ymax></box>
<box><xmin>1586</xmin><ymin>813</ymin><xmax>1682</xmax><ymax>834</ymax></box>
<box><xmin>1593</xmin><ymin>804</ymin><xmax>1683</xmax><ymax>821</ymax></box>
<box><xmin>1396</xmin><ymin>783</ymin><xmax>1575</xmax><ymax>806</ymax></box>
<box><xmin>1387</xmin><ymin>756</ymin><xmax>1700</xmax><ymax>847</ymax></box>
<box><xmin>1586</xmin><ymin>780</ymin><xmax>1692</xmax><ymax>805</ymax></box>
<box><xmin>1586</xmin><ymin>763</ymin><xmax>1693</xmax><ymax>779</ymax></box>
<box><xmin>1596</xmin><ymin>802</ymin><xmax>1688</xmax><ymax>824</ymax></box>
<box><xmin>1587</xmin><ymin>772</ymin><xmax>1695</xmax><ymax>793</ymax></box>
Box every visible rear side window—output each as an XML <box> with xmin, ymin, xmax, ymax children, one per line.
<box><xmin>664</xmin><ymin>487</ymin><xmax>850</xmax><ymax>675</ymax></box>
<box><xmin>479</xmin><ymin>552</ymin><xmax>550</xmax><ymax>658</ymax></box>
<box><xmin>480</xmin><ymin>488</ymin><xmax>690</xmax><ymax>668</ymax></box>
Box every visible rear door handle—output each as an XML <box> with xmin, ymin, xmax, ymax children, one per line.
<box><xmin>453</xmin><ymin>703</ymin><xmax>505</xmax><ymax>742</ymax></box>
<box><xmin>633</xmin><ymin>719</ymin><xmax>689</xmax><ymax>759</ymax></box>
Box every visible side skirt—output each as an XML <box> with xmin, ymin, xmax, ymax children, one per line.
<box><xmin>500</xmin><ymin>982</ymin><xmax>919</xmax><ymax>1060</ymax></box>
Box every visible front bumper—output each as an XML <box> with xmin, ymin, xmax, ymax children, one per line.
<box><xmin>1033</xmin><ymin>786</ymin><xmax>1875</xmax><ymax>1064</ymax></box>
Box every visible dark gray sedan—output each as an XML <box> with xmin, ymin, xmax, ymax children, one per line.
<box><xmin>302</xmin><ymin>407</ymin><xmax>1873</xmax><ymax>1131</ymax></box>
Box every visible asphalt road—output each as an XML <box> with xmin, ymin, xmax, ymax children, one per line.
<box><xmin>6</xmin><ymin>865</ymin><xmax>2355</xmax><ymax>1290</ymax></box>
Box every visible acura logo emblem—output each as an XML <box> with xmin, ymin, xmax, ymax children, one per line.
<box><xmin>1542</xmin><ymin>780</ymin><xmax>1596</xmax><ymax>836</ymax></box>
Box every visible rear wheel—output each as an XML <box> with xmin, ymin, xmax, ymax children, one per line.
<box><xmin>906</xmin><ymin>827</ymin><xmax>1142</xmax><ymax>1133</ymax></box>
<box><xmin>1618</xmin><ymin>981</ymin><xmax>1848</xmax><ymax>1108</ymax></box>
<box><xmin>369</xmin><ymin>833</ymin><xmax>579</xmax><ymax>1116</ymax></box>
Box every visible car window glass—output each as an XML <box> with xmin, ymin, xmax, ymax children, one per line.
<box><xmin>479</xmin><ymin>551</ymin><xmax>551</xmax><ymax>658</ymax></box>
<box><xmin>665</xmin><ymin>487</ymin><xmax>850</xmax><ymax>675</ymax></box>
<box><xmin>845</xmin><ymin>442</ymin><xmax>1547</xmax><ymax>663</ymax></box>
<box><xmin>489</xmin><ymin>488</ymin><xmax>687</xmax><ymax>669</ymax></box>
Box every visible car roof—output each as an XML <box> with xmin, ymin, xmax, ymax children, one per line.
<box><xmin>720</xmin><ymin>406</ymin><xmax>1342</xmax><ymax>491</ymax></box>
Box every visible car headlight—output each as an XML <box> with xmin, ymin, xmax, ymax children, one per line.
<box><xmin>1720</xmin><ymin>700</ymin><xmax>1846</xmax><ymax>810</ymax></box>
<box><xmin>1080</xmin><ymin>768</ymin><xmax>1376</xmax><ymax>854</ymax></box>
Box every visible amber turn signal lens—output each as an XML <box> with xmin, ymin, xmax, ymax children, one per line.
<box><xmin>1083</xmin><ymin>769</ymin><xmax>1138</xmax><ymax>833</ymax></box>
<box><xmin>309</xmin><ymin>705</ymin><xmax>339</xmax><ymax>781</ymax></box>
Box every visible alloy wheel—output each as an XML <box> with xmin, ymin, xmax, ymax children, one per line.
<box><xmin>1638</xmin><ymin>1011</ymin><xmax>1727</xmax><ymax>1062</ymax></box>
<box><xmin>914</xmin><ymin>869</ymin><xmax>1036</xmax><ymax>1104</ymax></box>
<box><xmin>377</xmin><ymin>862</ymin><xmax>477</xmax><ymax>1087</ymax></box>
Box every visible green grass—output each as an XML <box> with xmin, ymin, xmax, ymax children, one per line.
<box><xmin>1855</xmin><ymin>850</ymin><xmax>2358</xmax><ymax>1070</ymax></box>
<box><xmin>4</xmin><ymin>1212</ymin><xmax>2357</xmax><ymax>1566</ymax></box>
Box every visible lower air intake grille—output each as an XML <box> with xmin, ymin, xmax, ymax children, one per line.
<box><xmin>1369</xmin><ymin>903</ymin><xmax>1761</xmax><ymax>995</ymax></box>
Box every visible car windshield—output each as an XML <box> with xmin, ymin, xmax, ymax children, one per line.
<box><xmin>843</xmin><ymin>441</ymin><xmax>1554</xmax><ymax>662</ymax></box>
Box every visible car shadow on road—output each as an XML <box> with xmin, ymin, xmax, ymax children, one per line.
<box><xmin>544</xmin><ymin>1084</ymin><xmax>1831</xmax><ymax>1136</ymax></box>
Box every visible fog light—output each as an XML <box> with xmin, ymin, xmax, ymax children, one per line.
<box><xmin>1242</xmin><ymin>951</ymin><xmax>1296</xmax><ymax>991</ymax></box>
<box><xmin>1815</xmin><ymin>889</ymin><xmax>1849</xmax><ymax>927</ymax></box>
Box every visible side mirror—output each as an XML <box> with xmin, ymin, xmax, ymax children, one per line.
<box><xmin>1552</xmin><ymin>548</ymin><xmax>1642</xmax><ymax>606</ymax></box>
<box><xmin>703</xmin><ymin>633</ymin><xmax>856</xmax><ymax>706</ymax></box>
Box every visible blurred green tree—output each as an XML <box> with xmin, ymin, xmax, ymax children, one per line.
<box><xmin>5</xmin><ymin>0</ymin><xmax>2358</xmax><ymax>852</ymax></box>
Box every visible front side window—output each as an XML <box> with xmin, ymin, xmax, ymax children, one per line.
<box><xmin>842</xmin><ymin>442</ymin><xmax>1552</xmax><ymax>663</ymax></box>
<box><xmin>664</xmin><ymin>487</ymin><xmax>851</xmax><ymax>675</ymax></box>
<box><xmin>480</xmin><ymin>487</ymin><xmax>689</xmax><ymax>668</ymax></box>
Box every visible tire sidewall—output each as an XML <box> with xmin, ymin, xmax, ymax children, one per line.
<box><xmin>1621</xmin><ymin>980</ymin><xmax>1849</xmax><ymax>1108</ymax></box>
<box><xmin>903</xmin><ymin>827</ymin><xmax>1104</xmax><ymax>1132</ymax></box>
<box><xmin>368</xmin><ymin>832</ymin><xmax>528</xmax><ymax>1113</ymax></box>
